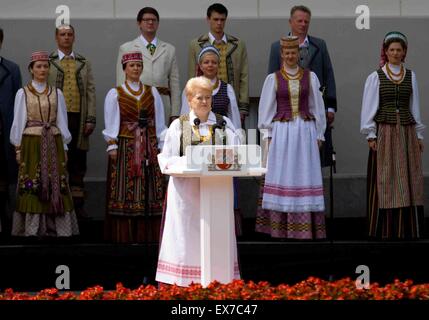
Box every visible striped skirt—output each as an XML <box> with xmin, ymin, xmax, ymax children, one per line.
<box><xmin>367</xmin><ymin>122</ymin><xmax>424</xmax><ymax>239</ymax></box>
<box><xmin>256</xmin><ymin>178</ymin><xmax>326</xmax><ymax>239</ymax></box>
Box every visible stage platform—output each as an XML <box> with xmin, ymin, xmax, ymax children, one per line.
<box><xmin>0</xmin><ymin>218</ymin><xmax>428</xmax><ymax>292</ymax></box>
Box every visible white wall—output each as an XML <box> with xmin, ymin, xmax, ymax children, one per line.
<box><xmin>2</xmin><ymin>0</ymin><xmax>429</xmax><ymax>19</ymax></box>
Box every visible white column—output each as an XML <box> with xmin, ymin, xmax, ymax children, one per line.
<box><xmin>200</xmin><ymin>175</ymin><xmax>235</xmax><ymax>287</ymax></box>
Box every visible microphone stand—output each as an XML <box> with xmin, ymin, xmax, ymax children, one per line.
<box><xmin>213</xmin><ymin>120</ymin><xmax>227</xmax><ymax>160</ymax></box>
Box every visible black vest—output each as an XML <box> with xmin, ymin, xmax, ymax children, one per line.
<box><xmin>374</xmin><ymin>68</ymin><xmax>416</xmax><ymax>125</ymax></box>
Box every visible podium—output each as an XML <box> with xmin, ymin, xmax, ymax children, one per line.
<box><xmin>164</xmin><ymin>145</ymin><xmax>266</xmax><ymax>286</ymax></box>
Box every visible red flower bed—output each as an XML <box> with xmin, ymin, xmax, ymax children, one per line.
<box><xmin>1</xmin><ymin>277</ymin><xmax>429</xmax><ymax>300</ymax></box>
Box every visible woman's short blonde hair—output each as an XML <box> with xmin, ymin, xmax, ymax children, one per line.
<box><xmin>185</xmin><ymin>76</ymin><xmax>212</xmax><ymax>101</ymax></box>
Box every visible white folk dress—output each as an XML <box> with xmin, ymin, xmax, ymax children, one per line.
<box><xmin>256</xmin><ymin>70</ymin><xmax>327</xmax><ymax>239</ymax></box>
<box><xmin>259</xmin><ymin>71</ymin><xmax>326</xmax><ymax>212</ymax></box>
<box><xmin>156</xmin><ymin>111</ymin><xmax>241</xmax><ymax>286</ymax></box>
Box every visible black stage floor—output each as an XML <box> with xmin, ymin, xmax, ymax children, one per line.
<box><xmin>0</xmin><ymin>218</ymin><xmax>428</xmax><ymax>291</ymax></box>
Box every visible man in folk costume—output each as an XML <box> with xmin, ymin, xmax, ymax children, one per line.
<box><xmin>188</xmin><ymin>3</ymin><xmax>249</xmax><ymax>125</ymax></box>
<box><xmin>103</xmin><ymin>51</ymin><xmax>167</xmax><ymax>243</ymax></box>
<box><xmin>0</xmin><ymin>27</ymin><xmax>22</xmax><ymax>234</ymax></box>
<box><xmin>48</xmin><ymin>24</ymin><xmax>96</xmax><ymax>220</ymax></box>
<box><xmin>116</xmin><ymin>7</ymin><xmax>180</xmax><ymax>126</ymax></box>
<box><xmin>267</xmin><ymin>5</ymin><xmax>337</xmax><ymax>168</ymax></box>
<box><xmin>188</xmin><ymin>3</ymin><xmax>248</xmax><ymax>235</ymax></box>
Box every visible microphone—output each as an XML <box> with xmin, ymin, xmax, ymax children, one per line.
<box><xmin>213</xmin><ymin>118</ymin><xmax>226</xmax><ymax>131</ymax></box>
<box><xmin>139</xmin><ymin>109</ymin><xmax>148</xmax><ymax>128</ymax></box>
<box><xmin>193</xmin><ymin>118</ymin><xmax>201</xmax><ymax>126</ymax></box>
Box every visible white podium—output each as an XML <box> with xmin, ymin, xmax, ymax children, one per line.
<box><xmin>164</xmin><ymin>145</ymin><xmax>266</xmax><ymax>286</ymax></box>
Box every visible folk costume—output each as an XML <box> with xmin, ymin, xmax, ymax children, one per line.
<box><xmin>48</xmin><ymin>26</ymin><xmax>96</xmax><ymax>217</ymax></box>
<box><xmin>103</xmin><ymin>51</ymin><xmax>167</xmax><ymax>243</ymax></box>
<box><xmin>10</xmin><ymin>51</ymin><xmax>78</xmax><ymax>237</ymax></box>
<box><xmin>181</xmin><ymin>47</ymin><xmax>241</xmax><ymax>131</ymax></box>
<box><xmin>156</xmin><ymin>110</ymin><xmax>241</xmax><ymax>286</ymax></box>
<box><xmin>268</xmin><ymin>33</ymin><xmax>337</xmax><ymax>167</ymax></box>
<box><xmin>361</xmin><ymin>32</ymin><xmax>425</xmax><ymax>239</ymax></box>
<box><xmin>256</xmin><ymin>37</ymin><xmax>327</xmax><ymax>239</ymax></box>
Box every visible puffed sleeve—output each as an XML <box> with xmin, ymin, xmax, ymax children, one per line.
<box><xmin>410</xmin><ymin>71</ymin><xmax>425</xmax><ymax>139</ymax></box>
<box><xmin>308</xmin><ymin>72</ymin><xmax>326</xmax><ymax>141</ymax></box>
<box><xmin>157</xmin><ymin>118</ymin><xmax>186</xmax><ymax>172</ymax></box>
<box><xmin>102</xmin><ymin>88</ymin><xmax>120</xmax><ymax>152</ymax></box>
<box><xmin>258</xmin><ymin>74</ymin><xmax>277</xmax><ymax>140</ymax></box>
<box><xmin>56</xmin><ymin>89</ymin><xmax>72</xmax><ymax>149</ymax></box>
<box><xmin>151</xmin><ymin>87</ymin><xmax>168</xmax><ymax>150</ymax></box>
<box><xmin>360</xmin><ymin>71</ymin><xmax>380</xmax><ymax>140</ymax></box>
<box><xmin>10</xmin><ymin>88</ymin><xmax>27</xmax><ymax>147</ymax></box>
<box><xmin>226</xmin><ymin>83</ymin><xmax>242</xmax><ymax>130</ymax></box>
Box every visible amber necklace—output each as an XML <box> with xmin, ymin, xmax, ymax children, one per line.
<box><xmin>125</xmin><ymin>80</ymin><xmax>143</xmax><ymax>96</ymax></box>
<box><xmin>281</xmin><ymin>66</ymin><xmax>303</xmax><ymax>81</ymax></box>
<box><xmin>192</xmin><ymin>124</ymin><xmax>213</xmax><ymax>143</ymax></box>
<box><xmin>385</xmin><ymin>63</ymin><xmax>405</xmax><ymax>84</ymax></box>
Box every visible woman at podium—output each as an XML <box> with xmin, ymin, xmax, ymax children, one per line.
<box><xmin>102</xmin><ymin>51</ymin><xmax>167</xmax><ymax>243</ymax></box>
<box><xmin>256</xmin><ymin>36</ymin><xmax>327</xmax><ymax>240</ymax></box>
<box><xmin>156</xmin><ymin>76</ymin><xmax>241</xmax><ymax>286</ymax></box>
<box><xmin>180</xmin><ymin>46</ymin><xmax>243</xmax><ymax>236</ymax></box>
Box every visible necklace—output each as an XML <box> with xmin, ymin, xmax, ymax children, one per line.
<box><xmin>212</xmin><ymin>79</ymin><xmax>220</xmax><ymax>91</ymax></box>
<box><xmin>281</xmin><ymin>67</ymin><xmax>303</xmax><ymax>81</ymax></box>
<box><xmin>125</xmin><ymin>81</ymin><xmax>143</xmax><ymax>96</ymax></box>
<box><xmin>192</xmin><ymin>125</ymin><xmax>213</xmax><ymax>143</ymax></box>
<box><xmin>385</xmin><ymin>63</ymin><xmax>405</xmax><ymax>84</ymax></box>
<box><xmin>28</xmin><ymin>82</ymin><xmax>49</xmax><ymax>96</ymax></box>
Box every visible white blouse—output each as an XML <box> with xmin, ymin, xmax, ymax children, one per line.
<box><xmin>361</xmin><ymin>64</ymin><xmax>425</xmax><ymax>140</ymax></box>
<box><xmin>102</xmin><ymin>81</ymin><xmax>167</xmax><ymax>152</ymax></box>
<box><xmin>258</xmin><ymin>70</ymin><xmax>326</xmax><ymax>140</ymax></box>
<box><xmin>10</xmin><ymin>80</ymin><xmax>71</xmax><ymax>150</ymax></box>
<box><xmin>158</xmin><ymin>110</ymin><xmax>241</xmax><ymax>172</ymax></box>
<box><xmin>180</xmin><ymin>78</ymin><xmax>241</xmax><ymax>130</ymax></box>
